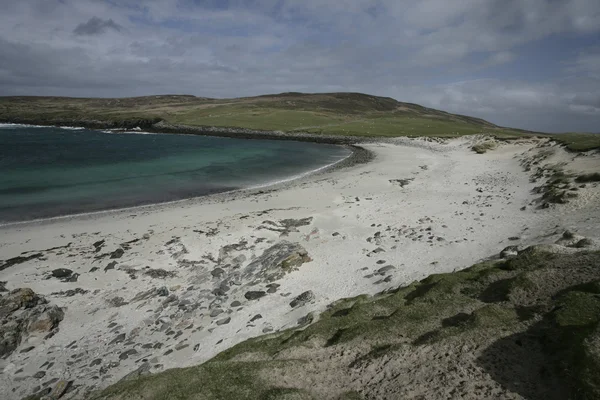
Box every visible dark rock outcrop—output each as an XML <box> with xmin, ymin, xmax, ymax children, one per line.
<box><xmin>290</xmin><ymin>291</ymin><xmax>315</xmax><ymax>308</ymax></box>
<box><xmin>0</xmin><ymin>288</ymin><xmax>64</xmax><ymax>357</ymax></box>
<box><xmin>243</xmin><ymin>241</ymin><xmax>311</xmax><ymax>282</ymax></box>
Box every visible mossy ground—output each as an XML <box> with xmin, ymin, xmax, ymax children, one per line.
<box><xmin>90</xmin><ymin>249</ymin><xmax>600</xmax><ymax>400</ymax></box>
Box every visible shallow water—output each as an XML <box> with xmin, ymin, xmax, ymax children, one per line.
<box><xmin>0</xmin><ymin>125</ymin><xmax>350</xmax><ymax>223</ymax></box>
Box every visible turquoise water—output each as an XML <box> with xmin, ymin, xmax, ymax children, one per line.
<box><xmin>0</xmin><ymin>124</ymin><xmax>350</xmax><ymax>223</ymax></box>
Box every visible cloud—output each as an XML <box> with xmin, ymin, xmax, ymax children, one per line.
<box><xmin>0</xmin><ymin>0</ymin><xmax>598</xmax><ymax>132</ymax></box>
<box><xmin>73</xmin><ymin>17</ymin><xmax>123</xmax><ymax>36</ymax></box>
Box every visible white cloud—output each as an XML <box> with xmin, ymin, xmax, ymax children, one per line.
<box><xmin>0</xmin><ymin>0</ymin><xmax>598</xmax><ymax>132</ymax></box>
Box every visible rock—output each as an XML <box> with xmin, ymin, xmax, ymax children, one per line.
<box><xmin>297</xmin><ymin>312</ymin><xmax>316</xmax><ymax>327</ymax></box>
<box><xmin>93</xmin><ymin>239</ymin><xmax>105</xmax><ymax>251</ymax></box>
<box><xmin>0</xmin><ymin>253</ymin><xmax>44</xmax><ymax>272</ymax></box>
<box><xmin>175</xmin><ymin>343</ymin><xmax>189</xmax><ymax>351</ymax></box>
<box><xmin>107</xmin><ymin>296</ymin><xmax>127</xmax><ymax>307</ymax></box>
<box><xmin>89</xmin><ymin>267</ymin><xmax>99</xmax><ymax>273</ymax></box>
<box><xmin>389</xmin><ymin>178</ymin><xmax>414</xmax><ymax>187</ymax></box>
<box><xmin>119</xmin><ymin>349</ymin><xmax>138</xmax><ymax>360</ymax></box>
<box><xmin>508</xmin><ymin>236</ymin><xmax>520</xmax><ymax>241</ymax></box>
<box><xmin>145</xmin><ymin>269</ymin><xmax>176</xmax><ymax>279</ymax></box>
<box><xmin>162</xmin><ymin>294</ymin><xmax>178</xmax><ymax>306</ymax></box>
<box><xmin>65</xmin><ymin>273</ymin><xmax>79</xmax><ymax>282</ymax></box>
<box><xmin>231</xmin><ymin>301</ymin><xmax>242</xmax><ymax>307</ymax></box>
<box><xmin>262</xmin><ymin>327</ymin><xmax>274</xmax><ymax>333</ymax></box>
<box><xmin>157</xmin><ymin>286</ymin><xmax>169</xmax><ymax>297</ymax></box>
<box><xmin>109</xmin><ymin>333</ymin><xmax>126</xmax><ymax>345</ymax></box>
<box><xmin>290</xmin><ymin>291</ymin><xmax>315</xmax><ymax>308</ymax></box>
<box><xmin>377</xmin><ymin>265</ymin><xmax>395</xmax><ymax>275</ymax></box>
<box><xmin>211</xmin><ymin>268</ymin><xmax>225</xmax><ymax>278</ymax></box>
<box><xmin>0</xmin><ymin>281</ymin><xmax>7</xmax><ymax>293</ymax></box>
<box><xmin>51</xmin><ymin>288</ymin><xmax>89</xmax><ymax>297</ymax></box>
<box><xmin>243</xmin><ymin>241</ymin><xmax>311</xmax><ymax>282</ymax></box>
<box><xmin>250</xmin><ymin>314</ymin><xmax>262</xmax><ymax>322</ymax></box>
<box><xmin>105</xmin><ymin>261</ymin><xmax>117</xmax><ymax>272</ymax></box>
<box><xmin>131</xmin><ymin>288</ymin><xmax>160</xmax><ymax>302</ymax></box>
<box><xmin>210</xmin><ymin>309</ymin><xmax>224</xmax><ymax>317</ymax></box>
<box><xmin>0</xmin><ymin>289</ymin><xmax>64</xmax><ymax>357</ymax></box>
<box><xmin>51</xmin><ymin>268</ymin><xmax>73</xmax><ymax>279</ymax></box>
<box><xmin>33</xmin><ymin>371</ymin><xmax>46</xmax><ymax>379</ymax></box>
<box><xmin>20</xmin><ymin>346</ymin><xmax>35</xmax><ymax>353</ymax></box>
<box><xmin>110</xmin><ymin>248</ymin><xmax>125</xmax><ymax>259</ymax></box>
<box><xmin>90</xmin><ymin>359</ymin><xmax>102</xmax><ymax>367</ymax></box>
<box><xmin>500</xmin><ymin>245</ymin><xmax>519</xmax><ymax>259</ymax></box>
<box><xmin>27</xmin><ymin>305</ymin><xmax>64</xmax><ymax>333</ymax></box>
<box><xmin>216</xmin><ymin>317</ymin><xmax>231</xmax><ymax>326</ymax></box>
<box><xmin>244</xmin><ymin>291</ymin><xmax>267</xmax><ymax>300</ymax></box>
<box><xmin>563</xmin><ymin>230</ymin><xmax>575</xmax><ymax>239</ymax></box>
<box><xmin>575</xmin><ymin>238</ymin><xmax>594</xmax><ymax>248</ymax></box>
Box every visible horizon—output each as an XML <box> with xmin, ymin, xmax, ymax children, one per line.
<box><xmin>1</xmin><ymin>1</ymin><xmax>599</xmax><ymax>133</ymax></box>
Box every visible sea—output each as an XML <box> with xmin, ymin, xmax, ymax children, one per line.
<box><xmin>0</xmin><ymin>124</ymin><xmax>351</xmax><ymax>223</ymax></box>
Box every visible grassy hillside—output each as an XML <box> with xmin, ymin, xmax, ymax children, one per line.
<box><xmin>0</xmin><ymin>93</ymin><xmax>524</xmax><ymax>138</ymax></box>
<box><xmin>2</xmin><ymin>93</ymin><xmax>598</xmax><ymax>149</ymax></box>
<box><xmin>90</xmin><ymin>245</ymin><xmax>600</xmax><ymax>400</ymax></box>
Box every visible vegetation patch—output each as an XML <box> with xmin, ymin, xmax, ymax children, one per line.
<box><xmin>471</xmin><ymin>141</ymin><xmax>498</xmax><ymax>154</ymax></box>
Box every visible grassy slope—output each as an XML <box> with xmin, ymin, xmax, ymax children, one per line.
<box><xmin>0</xmin><ymin>93</ymin><xmax>524</xmax><ymax>138</ymax></box>
<box><xmin>2</xmin><ymin>93</ymin><xmax>598</xmax><ymax>150</ymax></box>
<box><xmin>90</xmin><ymin>248</ymin><xmax>600</xmax><ymax>400</ymax></box>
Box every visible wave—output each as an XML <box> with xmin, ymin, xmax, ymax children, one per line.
<box><xmin>0</xmin><ymin>123</ymin><xmax>47</xmax><ymax>129</ymax></box>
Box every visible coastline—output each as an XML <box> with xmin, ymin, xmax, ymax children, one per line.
<box><xmin>0</xmin><ymin>134</ymin><xmax>373</xmax><ymax>228</ymax></box>
<box><xmin>0</xmin><ymin>118</ymin><xmax>374</xmax><ymax>145</ymax></box>
<box><xmin>1</xmin><ymin>135</ymin><xmax>599</xmax><ymax>400</ymax></box>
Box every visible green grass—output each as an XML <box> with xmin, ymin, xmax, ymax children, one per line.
<box><xmin>554</xmin><ymin>133</ymin><xmax>600</xmax><ymax>152</ymax></box>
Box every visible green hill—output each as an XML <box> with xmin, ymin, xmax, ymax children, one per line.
<box><xmin>0</xmin><ymin>92</ymin><xmax>524</xmax><ymax>138</ymax></box>
<box><xmin>2</xmin><ymin>92</ymin><xmax>598</xmax><ymax>149</ymax></box>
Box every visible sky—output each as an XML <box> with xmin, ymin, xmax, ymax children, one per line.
<box><xmin>0</xmin><ymin>0</ymin><xmax>599</xmax><ymax>133</ymax></box>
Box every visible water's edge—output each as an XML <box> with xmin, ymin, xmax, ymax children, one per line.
<box><xmin>0</xmin><ymin>118</ymin><xmax>374</xmax><ymax>144</ymax></box>
<box><xmin>0</xmin><ymin>125</ymin><xmax>374</xmax><ymax>228</ymax></box>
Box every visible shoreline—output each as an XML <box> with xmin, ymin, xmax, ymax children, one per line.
<box><xmin>0</xmin><ymin>119</ymin><xmax>374</xmax><ymax>145</ymax></box>
<box><xmin>0</xmin><ymin>140</ymin><xmax>374</xmax><ymax>229</ymax></box>
<box><xmin>1</xmin><ymin>136</ymin><xmax>599</xmax><ymax>400</ymax></box>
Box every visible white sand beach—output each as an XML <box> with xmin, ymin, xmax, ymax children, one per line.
<box><xmin>1</xmin><ymin>136</ymin><xmax>599</xmax><ymax>399</ymax></box>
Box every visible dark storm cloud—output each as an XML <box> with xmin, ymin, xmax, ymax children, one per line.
<box><xmin>73</xmin><ymin>17</ymin><xmax>123</xmax><ymax>36</ymax></box>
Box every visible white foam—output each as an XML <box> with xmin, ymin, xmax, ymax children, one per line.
<box><xmin>0</xmin><ymin>123</ymin><xmax>46</xmax><ymax>129</ymax></box>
